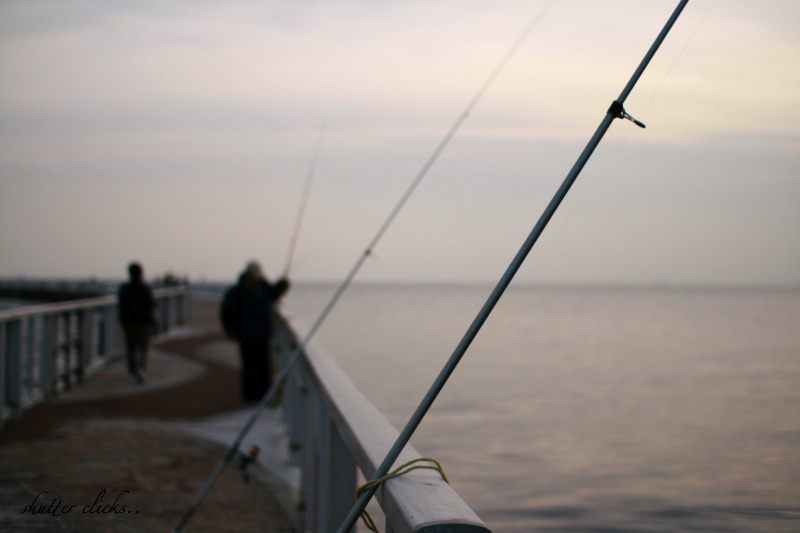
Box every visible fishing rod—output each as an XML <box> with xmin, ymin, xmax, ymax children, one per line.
<box><xmin>335</xmin><ymin>1</ymin><xmax>691</xmax><ymax>532</ymax></box>
<box><xmin>282</xmin><ymin>120</ymin><xmax>326</xmax><ymax>278</ymax></box>
<box><xmin>171</xmin><ymin>5</ymin><xmax>552</xmax><ymax>532</ymax></box>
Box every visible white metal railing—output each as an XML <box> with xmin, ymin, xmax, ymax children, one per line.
<box><xmin>274</xmin><ymin>313</ymin><xmax>490</xmax><ymax>533</ymax></box>
<box><xmin>0</xmin><ymin>286</ymin><xmax>189</xmax><ymax>425</ymax></box>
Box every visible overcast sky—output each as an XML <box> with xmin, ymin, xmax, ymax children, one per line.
<box><xmin>1</xmin><ymin>0</ymin><xmax>798</xmax><ymax>285</ymax></box>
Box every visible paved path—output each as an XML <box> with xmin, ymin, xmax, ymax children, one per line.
<box><xmin>52</xmin><ymin>348</ymin><xmax>205</xmax><ymax>404</ymax></box>
<box><xmin>0</xmin><ymin>321</ymin><xmax>298</xmax><ymax>533</ymax></box>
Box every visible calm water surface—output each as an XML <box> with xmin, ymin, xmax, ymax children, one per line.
<box><xmin>283</xmin><ymin>284</ymin><xmax>800</xmax><ymax>532</ymax></box>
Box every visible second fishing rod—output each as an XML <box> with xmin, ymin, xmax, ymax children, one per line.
<box><xmin>170</xmin><ymin>5</ymin><xmax>553</xmax><ymax>531</ymax></box>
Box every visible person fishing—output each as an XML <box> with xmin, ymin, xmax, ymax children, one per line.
<box><xmin>220</xmin><ymin>261</ymin><xmax>290</xmax><ymax>402</ymax></box>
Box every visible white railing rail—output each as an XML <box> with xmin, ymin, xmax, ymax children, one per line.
<box><xmin>0</xmin><ymin>286</ymin><xmax>190</xmax><ymax>425</ymax></box>
<box><xmin>275</xmin><ymin>313</ymin><xmax>490</xmax><ymax>533</ymax></box>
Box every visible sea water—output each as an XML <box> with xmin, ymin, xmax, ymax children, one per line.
<box><xmin>282</xmin><ymin>284</ymin><xmax>800</xmax><ymax>532</ymax></box>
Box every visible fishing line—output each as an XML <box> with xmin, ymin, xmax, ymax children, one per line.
<box><xmin>460</xmin><ymin>0</ymin><xmax>719</xmax><ymax>370</ymax></box>
<box><xmin>283</xmin><ymin>119</ymin><xmax>326</xmax><ymax>278</ymax></box>
<box><xmin>171</xmin><ymin>4</ymin><xmax>554</xmax><ymax>531</ymax></box>
<box><xmin>336</xmin><ymin>1</ymin><xmax>691</xmax><ymax>531</ymax></box>
<box><xmin>635</xmin><ymin>0</ymin><xmax>718</xmax><ymax>119</ymax></box>
<box><xmin>193</xmin><ymin>120</ymin><xmax>325</xmax><ymax>279</ymax></box>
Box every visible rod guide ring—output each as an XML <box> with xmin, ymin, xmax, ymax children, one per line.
<box><xmin>607</xmin><ymin>100</ymin><xmax>646</xmax><ymax>128</ymax></box>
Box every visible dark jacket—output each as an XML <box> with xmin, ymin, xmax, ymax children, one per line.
<box><xmin>118</xmin><ymin>281</ymin><xmax>155</xmax><ymax>325</ymax></box>
<box><xmin>220</xmin><ymin>276</ymin><xmax>289</xmax><ymax>340</ymax></box>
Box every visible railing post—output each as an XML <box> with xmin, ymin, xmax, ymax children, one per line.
<box><xmin>20</xmin><ymin>317</ymin><xmax>31</xmax><ymax>407</ymax></box>
<box><xmin>180</xmin><ymin>292</ymin><xmax>189</xmax><ymax>325</ymax></box>
<box><xmin>28</xmin><ymin>316</ymin><xmax>42</xmax><ymax>406</ymax></box>
<box><xmin>5</xmin><ymin>320</ymin><xmax>21</xmax><ymax>419</ymax></box>
<box><xmin>105</xmin><ymin>305</ymin><xmax>118</xmax><ymax>358</ymax></box>
<box><xmin>288</xmin><ymin>366</ymin><xmax>307</xmax><ymax>464</ymax></box>
<box><xmin>64</xmin><ymin>311</ymin><xmax>73</xmax><ymax>390</ymax></box>
<box><xmin>286</xmin><ymin>364</ymin><xmax>307</xmax><ymax>526</ymax></box>
<box><xmin>170</xmin><ymin>295</ymin><xmax>178</xmax><ymax>328</ymax></box>
<box><xmin>326</xmin><ymin>420</ymin><xmax>357</xmax><ymax>533</ymax></box>
<box><xmin>21</xmin><ymin>315</ymin><xmax>45</xmax><ymax>409</ymax></box>
<box><xmin>311</xmin><ymin>384</ymin><xmax>323</xmax><ymax>532</ymax></box>
<box><xmin>86</xmin><ymin>309</ymin><xmax>97</xmax><ymax>371</ymax></box>
<box><xmin>166</xmin><ymin>295</ymin><xmax>174</xmax><ymax>329</ymax></box>
<box><xmin>160</xmin><ymin>297</ymin><xmax>168</xmax><ymax>334</ymax></box>
<box><xmin>174</xmin><ymin>294</ymin><xmax>181</xmax><ymax>326</ymax></box>
<box><xmin>76</xmin><ymin>309</ymin><xmax>87</xmax><ymax>382</ymax></box>
<box><xmin>300</xmin><ymin>361</ymin><xmax>317</xmax><ymax>532</ymax></box>
<box><xmin>97</xmin><ymin>310</ymin><xmax>106</xmax><ymax>358</ymax></box>
<box><xmin>50</xmin><ymin>314</ymin><xmax>60</xmax><ymax>397</ymax></box>
<box><xmin>317</xmin><ymin>406</ymin><xmax>332</xmax><ymax>533</ymax></box>
<box><xmin>86</xmin><ymin>309</ymin><xmax>94</xmax><ymax>372</ymax></box>
<box><xmin>0</xmin><ymin>319</ymin><xmax>6</xmax><ymax>425</ymax></box>
<box><xmin>41</xmin><ymin>315</ymin><xmax>53</xmax><ymax>399</ymax></box>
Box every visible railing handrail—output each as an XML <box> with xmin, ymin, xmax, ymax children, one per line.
<box><xmin>283</xmin><ymin>313</ymin><xmax>489</xmax><ymax>533</ymax></box>
<box><xmin>1</xmin><ymin>286</ymin><xmax>189</xmax><ymax>426</ymax></box>
<box><xmin>0</xmin><ymin>286</ymin><xmax>187</xmax><ymax>320</ymax></box>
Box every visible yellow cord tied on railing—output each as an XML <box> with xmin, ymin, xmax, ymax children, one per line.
<box><xmin>356</xmin><ymin>458</ymin><xmax>449</xmax><ymax>533</ymax></box>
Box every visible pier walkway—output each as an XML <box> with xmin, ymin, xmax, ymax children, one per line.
<box><xmin>1</xmin><ymin>287</ymin><xmax>491</xmax><ymax>533</ymax></box>
<box><xmin>0</xmin><ymin>298</ymin><xmax>295</xmax><ymax>533</ymax></box>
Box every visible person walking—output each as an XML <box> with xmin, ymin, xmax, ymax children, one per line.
<box><xmin>118</xmin><ymin>262</ymin><xmax>155</xmax><ymax>385</ymax></box>
<box><xmin>221</xmin><ymin>261</ymin><xmax>290</xmax><ymax>402</ymax></box>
